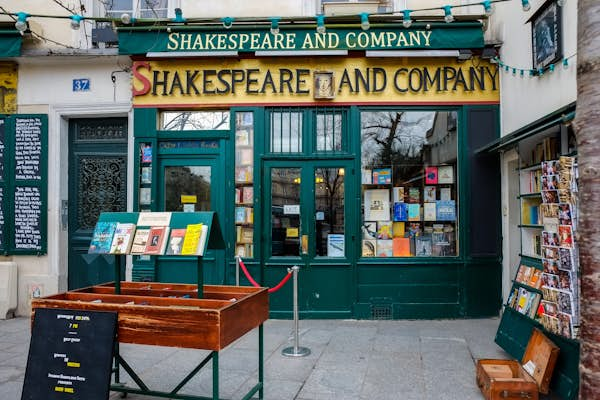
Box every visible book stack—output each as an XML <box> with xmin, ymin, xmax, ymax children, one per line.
<box><xmin>538</xmin><ymin>157</ymin><xmax>579</xmax><ymax>339</ymax></box>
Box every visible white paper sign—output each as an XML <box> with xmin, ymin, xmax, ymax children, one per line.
<box><xmin>284</xmin><ymin>205</ymin><xmax>300</xmax><ymax>215</ymax></box>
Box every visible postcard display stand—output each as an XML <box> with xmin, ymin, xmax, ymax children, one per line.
<box><xmin>496</xmin><ymin>157</ymin><xmax>580</xmax><ymax>400</ymax></box>
<box><xmin>32</xmin><ymin>212</ymin><xmax>269</xmax><ymax>400</ymax></box>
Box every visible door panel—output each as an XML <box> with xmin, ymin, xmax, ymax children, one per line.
<box><xmin>68</xmin><ymin>118</ymin><xmax>128</xmax><ymax>290</ymax></box>
<box><xmin>157</xmin><ymin>157</ymin><xmax>225</xmax><ymax>284</ymax></box>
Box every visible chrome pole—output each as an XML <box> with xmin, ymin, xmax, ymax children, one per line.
<box><xmin>235</xmin><ymin>256</ymin><xmax>240</xmax><ymax>286</ymax></box>
<box><xmin>282</xmin><ymin>265</ymin><xmax>310</xmax><ymax>357</ymax></box>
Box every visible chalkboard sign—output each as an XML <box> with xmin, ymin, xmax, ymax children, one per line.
<box><xmin>14</xmin><ymin>186</ymin><xmax>42</xmax><ymax>250</ymax></box>
<box><xmin>0</xmin><ymin>118</ymin><xmax>5</xmax><ymax>178</ymax></box>
<box><xmin>14</xmin><ymin>117</ymin><xmax>42</xmax><ymax>181</ymax></box>
<box><xmin>0</xmin><ymin>187</ymin><xmax>4</xmax><ymax>250</ymax></box>
<box><xmin>22</xmin><ymin>308</ymin><xmax>117</xmax><ymax>400</ymax></box>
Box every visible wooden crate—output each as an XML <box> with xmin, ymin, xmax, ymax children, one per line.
<box><xmin>31</xmin><ymin>282</ymin><xmax>269</xmax><ymax>351</ymax></box>
<box><xmin>476</xmin><ymin>328</ymin><xmax>559</xmax><ymax>400</ymax></box>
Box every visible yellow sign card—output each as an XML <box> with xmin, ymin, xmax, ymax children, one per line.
<box><xmin>181</xmin><ymin>195</ymin><xmax>197</xmax><ymax>204</ymax></box>
<box><xmin>286</xmin><ymin>228</ymin><xmax>299</xmax><ymax>238</ymax></box>
<box><xmin>132</xmin><ymin>57</ymin><xmax>499</xmax><ymax>107</ymax></box>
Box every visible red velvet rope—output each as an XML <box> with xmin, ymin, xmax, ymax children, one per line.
<box><xmin>238</xmin><ymin>257</ymin><xmax>292</xmax><ymax>293</ymax></box>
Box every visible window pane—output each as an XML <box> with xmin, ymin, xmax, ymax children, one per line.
<box><xmin>160</xmin><ymin>111</ymin><xmax>230</xmax><ymax>131</ymax></box>
<box><xmin>234</xmin><ymin>112</ymin><xmax>255</xmax><ymax>258</ymax></box>
<box><xmin>316</xmin><ymin>112</ymin><xmax>342</xmax><ymax>152</ymax></box>
<box><xmin>164</xmin><ymin>166</ymin><xmax>211</xmax><ymax>212</ymax></box>
<box><xmin>140</xmin><ymin>0</ymin><xmax>168</xmax><ymax>18</ymax></box>
<box><xmin>270</xmin><ymin>110</ymin><xmax>302</xmax><ymax>153</ymax></box>
<box><xmin>315</xmin><ymin>168</ymin><xmax>345</xmax><ymax>257</ymax></box>
<box><xmin>104</xmin><ymin>0</ymin><xmax>133</xmax><ymax>17</ymax></box>
<box><xmin>271</xmin><ymin>168</ymin><xmax>301</xmax><ymax>256</ymax></box>
<box><xmin>360</xmin><ymin>111</ymin><xmax>458</xmax><ymax>258</ymax></box>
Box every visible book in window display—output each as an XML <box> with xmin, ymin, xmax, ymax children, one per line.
<box><xmin>376</xmin><ymin>221</ymin><xmax>392</xmax><ymax>240</ymax></box>
<box><xmin>141</xmin><ymin>166</ymin><xmax>152</xmax><ymax>184</ymax></box>
<box><xmin>439</xmin><ymin>187</ymin><xmax>452</xmax><ymax>201</ymax></box>
<box><xmin>361</xmin><ymin>169</ymin><xmax>372</xmax><ymax>184</ymax></box>
<box><xmin>423</xmin><ymin>202</ymin><xmax>436</xmax><ymax>221</ymax></box>
<box><xmin>437</xmin><ymin>165</ymin><xmax>454</xmax><ymax>184</ymax></box>
<box><xmin>408</xmin><ymin>187</ymin><xmax>420</xmax><ymax>203</ymax></box>
<box><xmin>392</xmin><ymin>237</ymin><xmax>410</xmax><ymax>257</ymax></box>
<box><xmin>415</xmin><ymin>235</ymin><xmax>432</xmax><ymax>257</ymax></box>
<box><xmin>362</xmin><ymin>221</ymin><xmax>377</xmax><ymax>240</ymax></box>
<box><xmin>425</xmin><ymin>166</ymin><xmax>438</xmax><ymax>184</ymax></box>
<box><xmin>363</xmin><ymin>189</ymin><xmax>390</xmax><ymax>221</ymax></box>
<box><xmin>392</xmin><ymin>187</ymin><xmax>404</xmax><ymax>203</ymax></box>
<box><xmin>376</xmin><ymin>239</ymin><xmax>392</xmax><ymax>257</ymax></box>
<box><xmin>372</xmin><ymin>168</ymin><xmax>391</xmax><ymax>184</ymax></box>
<box><xmin>435</xmin><ymin>200</ymin><xmax>456</xmax><ymax>221</ymax></box>
<box><xmin>362</xmin><ymin>239</ymin><xmax>376</xmax><ymax>257</ymax></box>
<box><xmin>393</xmin><ymin>202</ymin><xmax>408</xmax><ymax>221</ymax></box>
<box><xmin>407</xmin><ymin>204</ymin><xmax>420</xmax><ymax>221</ymax></box>
<box><xmin>423</xmin><ymin>186</ymin><xmax>436</xmax><ymax>202</ymax></box>
<box><xmin>392</xmin><ymin>222</ymin><xmax>405</xmax><ymax>238</ymax></box>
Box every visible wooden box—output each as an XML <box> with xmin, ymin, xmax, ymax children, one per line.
<box><xmin>476</xmin><ymin>328</ymin><xmax>559</xmax><ymax>400</ymax></box>
<box><xmin>31</xmin><ymin>282</ymin><xmax>269</xmax><ymax>351</ymax></box>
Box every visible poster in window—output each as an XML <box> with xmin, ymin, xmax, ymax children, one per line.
<box><xmin>531</xmin><ymin>1</ymin><xmax>562</xmax><ymax>70</ymax></box>
<box><xmin>364</xmin><ymin>189</ymin><xmax>390</xmax><ymax>221</ymax></box>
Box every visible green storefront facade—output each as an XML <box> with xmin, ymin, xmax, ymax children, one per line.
<box><xmin>121</xmin><ymin>21</ymin><xmax>503</xmax><ymax>319</ymax></box>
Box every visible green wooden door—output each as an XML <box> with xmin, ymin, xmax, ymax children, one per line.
<box><xmin>263</xmin><ymin>160</ymin><xmax>355</xmax><ymax>318</ymax></box>
<box><xmin>68</xmin><ymin>118</ymin><xmax>128</xmax><ymax>289</ymax></box>
<box><xmin>156</xmin><ymin>155</ymin><xmax>225</xmax><ymax>284</ymax></box>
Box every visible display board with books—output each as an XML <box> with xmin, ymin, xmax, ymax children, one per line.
<box><xmin>88</xmin><ymin>211</ymin><xmax>225</xmax><ymax>297</ymax></box>
<box><xmin>234</xmin><ymin>111</ymin><xmax>255</xmax><ymax>258</ymax></box>
<box><xmin>361</xmin><ymin>164</ymin><xmax>457</xmax><ymax>257</ymax></box>
<box><xmin>138</xmin><ymin>141</ymin><xmax>153</xmax><ymax>211</ymax></box>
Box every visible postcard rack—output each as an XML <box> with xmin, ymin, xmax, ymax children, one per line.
<box><xmin>32</xmin><ymin>212</ymin><xmax>269</xmax><ymax>400</ymax></box>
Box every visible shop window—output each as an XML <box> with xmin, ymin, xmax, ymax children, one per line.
<box><xmin>270</xmin><ymin>168</ymin><xmax>301</xmax><ymax>257</ymax></box>
<box><xmin>103</xmin><ymin>0</ymin><xmax>170</xmax><ymax>18</ymax></box>
<box><xmin>316</xmin><ymin>111</ymin><xmax>343</xmax><ymax>152</ymax></box>
<box><xmin>160</xmin><ymin>111</ymin><xmax>230</xmax><ymax>131</ymax></box>
<box><xmin>315</xmin><ymin>168</ymin><xmax>345</xmax><ymax>257</ymax></box>
<box><xmin>360</xmin><ymin>110</ymin><xmax>458</xmax><ymax>258</ymax></box>
<box><xmin>270</xmin><ymin>109</ymin><xmax>303</xmax><ymax>153</ymax></box>
<box><xmin>234</xmin><ymin>112</ymin><xmax>255</xmax><ymax>258</ymax></box>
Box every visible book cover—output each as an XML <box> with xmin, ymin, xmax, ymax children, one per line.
<box><xmin>364</xmin><ymin>189</ymin><xmax>390</xmax><ymax>221</ymax></box>
<box><xmin>407</xmin><ymin>204</ymin><xmax>420</xmax><ymax>221</ymax></box>
<box><xmin>327</xmin><ymin>234</ymin><xmax>345</xmax><ymax>257</ymax></box>
<box><xmin>141</xmin><ymin>166</ymin><xmax>152</xmax><ymax>184</ymax></box>
<box><xmin>439</xmin><ymin>187</ymin><xmax>452</xmax><ymax>201</ymax></box>
<box><xmin>392</xmin><ymin>187</ymin><xmax>404</xmax><ymax>203</ymax></box>
<box><xmin>239</xmin><ymin>227</ymin><xmax>253</xmax><ymax>244</ymax></box>
<box><xmin>392</xmin><ymin>222</ymin><xmax>405</xmax><ymax>238</ymax></box>
<box><xmin>425</xmin><ymin>166</ymin><xmax>438</xmax><ymax>184</ymax></box>
<box><xmin>139</xmin><ymin>187</ymin><xmax>151</xmax><ymax>205</ymax></box>
<box><xmin>373</xmin><ymin>168</ymin><xmax>392</xmax><ymax>184</ymax></box>
<box><xmin>362</xmin><ymin>239</ymin><xmax>376</xmax><ymax>257</ymax></box>
<box><xmin>438</xmin><ymin>165</ymin><xmax>454</xmax><ymax>184</ymax></box>
<box><xmin>392</xmin><ymin>237</ymin><xmax>411</xmax><ymax>257</ymax></box>
<box><xmin>144</xmin><ymin>226</ymin><xmax>170</xmax><ymax>255</ymax></box>
<box><xmin>528</xmin><ymin>269</ymin><xmax>542</xmax><ymax>289</ymax></box>
<box><xmin>542</xmin><ymin>258</ymin><xmax>559</xmax><ymax>274</ymax></box>
<box><xmin>558</xmin><ymin>203</ymin><xmax>572</xmax><ymax>225</ymax></box>
<box><xmin>557</xmin><ymin>312</ymin><xmax>573</xmax><ymax>338</ymax></box>
<box><xmin>558</xmin><ymin>225</ymin><xmax>573</xmax><ymax>248</ymax></box>
<box><xmin>541</xmin><ymin>272</ymin><xmax>560</xmax><ymax>289</ymax></box>
<box><xmin>362</xmin><ymin>221</ymin><xmax>377</xmax><ymax>240</ymax></box>
<box><xmin>558</xmin><ymin>248</ymin><xmax>574</xmax><ymax>271</ymax></box>
<box><xmin>130</xmin><ymin>228</ymin><xmax>151</xmax><ymax>255</ymax></box>
<box><xmin>242</xmin><ymin>186</ymin><xmax>254</xmax><ymax>204</ymax></box>
<box><xmin>541</xmin><ymin>190</ymin><xmax>559</xmax><ymax>204</ymax></box>
<box><xmin>557</xmin><ymin>189</ymin><xmax>572</xmax><ymax>204</ymax></box>
<box><xmin>542</xmin><ymin>245</ymin><xmax>559</xmax><ymax>260</ymax></box>
<box><xmin>235</xmin><ymin>207</ymin><xmax>248</xmax><ymax>224</ymax></box>
<box><xmin>236</xmin><ymin>129</ymin><xmax>250</xmax><ymax>146</ymax></box>
<box><xmin>181</xmin><ymin>223</ymin><xmax>209</xmax><ymax>255</ymax></box>
<box><xmin>557</xmin><ymin>291</ymin><xmax>574</xmax><ymax>315</ymax></box>
<box><xmin>235</xmin><ymin>166</ymin><xmax>253</xmax><ymax>183</ymax></box>
<box><xmin>408</xmin><ymin>223</ymin><xmax>421</xmax><ymax>238</ymax></box>
<box><xmin>515</xmin><ymin>264</ymin><xmax>527</xmax><ymax>283</ymax></box>
<box><xmin>408</xmin><ymin>187</ymin><xmax>420</xmax><ymax>204</ymax></box>
<box><xmin>109</xmin><ymin>223</ymin><xmax>136</xmax><ymax>254</ymax></box>
<box><xmin>558</xmin><ymin>270</ymin><xmax>572</xmax><ymax>291</ymax></box>
<box><xmin>238</xmin><ymin>148</ymin><xmax>253</xmax><ymax>165</ymax></box>
<box><xmin>415</xmin><ymin>235</ymin><xmax>432</xmax><ymax>257</ymax></box>
<box><xmin>423</xmin><ymin>202</ymin><xmax>436</xmax><ymax>221</ymax></box>
<box><xmin>516</xmin><ymin>288</ymin><xmax>529</xmax><ymax>313</ymax></box>
<box><xmin>89</xmin><ymin>222</ymin><xmax>118</xmax><ymax>254</ymax></box>
<box><xmin>377</xmin><ymin>221</ymin><xmax>393</xmax><ymax>240</ymax></box>
<box><xmin>423</xmin><ymin>186</ymin><xmax>436</xmax><ymax>202</ymax></box>
<box><xmin>435</xmin><ymin>200</ymin><xmax>456</xmax><ymax>221</ymax></box>
<box><xmin>165</xmin><ymin>228</ymin><xmax>187</xmax><ymax>255</ymax></box>
<box><xmin>137</xmin><ymin>212</ymin><xmax>172</xmax><ymax>227</ymax></box>
<box><xmin>361</xmin><ymin>169</ymin><xmax>373</xmax><ymax>184</ymax></box>
<box><xmin>393</xmin><ymin>202</ymin><xmax>408</xmax><ymax>222</ymax></box>
<box><xmin>376</xmin><ymin>239</ymin><xmax>393</xmax><ymax>257</ymax></box>
<box><xmin>141</xmin><ymin>144</ymin><xmax>152</xmax><ymax>163</ymax></box>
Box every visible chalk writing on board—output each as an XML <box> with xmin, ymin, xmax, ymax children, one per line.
<box><xmin>15</xmin><ymin>117</ymin><xmax>42</xmax><ymax>180</ymax></box>
<box><xmin>0</xmin><ymin>119</ymin><xmax>5</xmax><ymax>178</ymax></box>
<box><xmin>14</xmin><ymin>186</ymin><xmax>42</xmax><ymax>250</ymax></box>
<box><xmin>0</xmin><ymin>187</ymin><xmax>4</xmax><ymax>249</ymax></box>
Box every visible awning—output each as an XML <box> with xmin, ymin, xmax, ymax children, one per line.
<box><xmin>475</xmin><ymin>102</ymin><xmax>576</xmax><ymax>154</ymax></box>
<box><xmin>0</xmin><ymin>30</ymin><xmax>22</xmax><ymax>57</ymax></box>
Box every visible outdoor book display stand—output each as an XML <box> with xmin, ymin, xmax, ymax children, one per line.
<box><xmin>31</xmin><ymin>212</ymin><xmax>269</xmax><ymax>400</ymax></box>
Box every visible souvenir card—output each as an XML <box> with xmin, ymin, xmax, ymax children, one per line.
<box><xmin>541</xmin><ymin>272</ymin><xmax>560</xmax><ymax>289</ymax></box>
<box><xmin>558</xmin><ymin>203</ymin><xmax>572</xmax><ymax>225</ymax></box>
<box><xmin>557</xmin><ymin>291</ymin><xmax>574</xmax><ymax>315</ymax></box>
<box><xmin>542</xmin><ymin>160</ymin><xmax>559</xmax><ymax>176</ymax></box>
<box><xmin>558</xmin><ymin>270</ymin><xmax>573</xmax><ymax>292</ymax></box>
<box><xmin>542</xmin><ymin>258</ymin><xmax>560</xmax><ymax>274</ymax></box>
<box><xmin>558</xmin><ymin>248</ymin><xmax>575</xmax><ymax>271</ymax></box>
<box><xmin>542</xmin><ymin>190</ymin><xmax>559</xmax><ymax>204</ymax></box>
<box><xmin>558</xmin><ymin>225</ymin><xmax>574</xmax><ymax>248</ymax></box>
<box><xmin>557</xmin><ymin>312</ymin><xmax>573</xmax><ymax>338</ymax></box>
<box><xmin>542</xmin><ymin>245</ymin><xmax>559</xmax><ymax>260</ymax></box>
<box><xmin>541</xmin><ymin>300</ymin><xmax>559</xmax><ymax>317</ymax></box>
<box><xmin>541</xmin><ymin>175</ymin><xmax>560</xmax><ymax>190</ymax></box>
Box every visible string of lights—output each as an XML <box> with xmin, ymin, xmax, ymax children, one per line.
<box><xmin>0</xmin><ymin>0</ymin><xmax>560</xmax><ymax>34</ymax></box>
<box><xmin>494</xmin><ymin>53</ymin><xmax>577</xmax><ymax>77</ymax></box>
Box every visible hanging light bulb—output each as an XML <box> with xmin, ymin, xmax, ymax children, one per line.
<box><xmin>443</xmin><ymin>5</ymin><xmax>454</xmax><ymax>23</ymax></box>
<box><xmin>316</xmin><ymin>14</ymin><xmax>326</xmax><ymax>34</ymax></box>
<box><xmin>360</xmin><ymin>13</ymin><xmax>370</xmax><ymax>31</ymax></box>
<box><xmin>529</xmin><ymin>70</ymin><xmax>535</xmax><ymax>77</ymax></box>
<box><xmin>482</xmin><ymin>0</ymin><xmax>494</xmax><ymax>16</ymax></box>
<box><xmin>173</xmin><ymin>8</ymin><xmax>186</xmax><ymax>23</ymax></box>
<box><xmin>15</xmin><ymin>12</ymin><xmax>29</xmax><ymax>33</ymax></box>
<box><xmin>512</xmin><ymin>68</ymin><xmax>516</xmax><ymax>76</ymax></box>
<box><xmin>70</xmin><ymin>15</ymin><xmax>83</xmax><ymax>30</ymax></box>
<box><xmin>557</xmin><ymin>0</ymin><xmax>565</xmax><ymax>6</ymax></box>
<box><xmin>504</xmin><ymin>65</ymin><xmax>509</xmax><ymax>72</ymax></box>
<box><xmin>221</xmin><ymin>17</ymin><xmax>234</xmax><ymax>29</ymax></box>
<box><xmin>538</xmin><ymin>68</ymin><xmax>544</xmax><ymax>76</ymax></box>
<box><xmin>521</xmin><ymin>0</ymin><xmax>531</xmax><ymax>11</ymax></box>
<box><xmin>562</xmin><ymin>58</ymin><xmax>569</xmax><ymax>69</ymax></box>
<box><xmin>549</xmin><ymin>63</ymin><xmax>555</xmax><ymax>72</ymax></box>
<box><xmin>270</xmin><ymin>17</ymin><xmax>280</xmax><ymax>35</ymax></box>
<box><xmin>520</xmin><ymin>70</ymin><xmax>524</xmax><ymax>77</ymax></box>
<box><xmin>402</xmin><ymin>9</ymin><xmax>412</xmax><ymax>28</ymax></box>
<box><xmin>120</xmin><ymin>13</ymin><xmax>132</xmax><ymax>24</ymax></box>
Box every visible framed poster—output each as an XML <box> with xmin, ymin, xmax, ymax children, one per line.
<box><xmin>531</xmin><ymin>1</ymin><xmax>562</xmax><ymax>70</ymax></box>
<box><xmin>314</xmin><ymin>71</ymin><xmax>335</xmax><ymax>99</ymax></box>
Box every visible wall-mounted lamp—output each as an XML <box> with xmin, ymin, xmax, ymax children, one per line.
<box><xmin>70</xmin><ymin>14</ymin><xmax>83</xmax><ymax>30</ymax></box>
<box><xmin>443</xmin><ymin>6</ymin><xmax>454</xmax><ymax>23</ymax></box>
<box><xmin>15</xmin><ymin>12</ymin><xmax>29</xmax><ymax>33</ymax></box>
<box><xmin>402</xmin><ymin>10</ymin><xmax>412</xmax><ymax>28</ymax></box>
<box><xmin>270</xmin><ymin>17</ymin><xmax>280</xmax><ymax>35</ymax></box>
<box><xmin>316</xmin><ymin>14</ymin><xmax>326</xmax><ymax>34</ymax></box>
<box><xmin>360</xmin><ymin>13</ymin><xmax>370</xmax><ymax>31</ymax></box>
<box><xmin>521</xmin><ymin>0</ymin><xmax>531</xmax><ymax>11</ymax></box>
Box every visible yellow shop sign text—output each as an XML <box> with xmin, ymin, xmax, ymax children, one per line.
<box><xmin>132</xmin><ymin>58</ymin><xmax>499</xmax><ymax>107</ymax></box>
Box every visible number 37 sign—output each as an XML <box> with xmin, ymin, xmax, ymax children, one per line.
<box><xmin>72</xmin><ymin>78</ymin><xmax>90</xmax><ymax>92</ymax></box>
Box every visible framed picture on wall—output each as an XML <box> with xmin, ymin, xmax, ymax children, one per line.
<box><xmin>314</xmin><ymin>71</ymin><xmax>335</xmax><ymax>99</ymax></box>
<box><xmin>530</xmin><ymin>1</ymin><xmax>562</xmax><ymax>70</ymax></box>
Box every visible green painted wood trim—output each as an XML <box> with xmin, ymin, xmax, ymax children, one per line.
<box><xmin>0</xmin><ymin>31</ymin><xmax>22</xmax><ymax>57</ymax></box>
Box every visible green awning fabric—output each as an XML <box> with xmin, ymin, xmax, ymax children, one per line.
<box><xmin>475</xmin><ymin>102</ymin><xmax>576</xmax><ymax>154</ymax></box>
<box><xmin>118</xmin><ymin>22</ymin><xmax>484</xmax><ymax>55</ymax></box>
<box><xmin>0</xmin><ymin>30</ymin><xmax>22</xmax><ymax>57</ymax></box>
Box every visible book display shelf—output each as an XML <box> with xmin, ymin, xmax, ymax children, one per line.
<box><xmin>139</xmin><ymin>142</ymin><xmax>153</xmax><ymax>211</ymax></box>
<box><xmin>234</xmin><ymin>111</ymin><xmax>255</xmax><ymax>259</ymax></box>
<box><xmin>497</xmin><ymin>129</ymin><xmax>580</xmax><ymax>400</ymax></box>
<box><xmin>32</xmin><ymin>212</ymin><xmax>269</xmax><ymax>400</ymax></box>
<box><xmin>361</xmin><ymin>164</ymin><xmax>457</xmax><ymax>257</ymax></box>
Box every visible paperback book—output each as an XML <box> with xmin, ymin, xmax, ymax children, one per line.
<box><xmin>109</xmin><ymin>223</ymin><xmax>136</xmax><ymax>254</ymax></box>
<box><xmin>165</xmin><ymin>228</ymin><xmax>187</xmax><ymax>255</ymax></box>
<box><xmin>89</xmin><ymin>222</ymin><xmax>118</xmax><ymax>254</ymax></box>
<box><xmin>130</xmin><ymin>228</ymin><xmax>151</xmax><ymax>255</ymax></box>
<box><xmin>181</xmin><ymin>223</ymin><xmax>209</xmax><ymax>256</ymax></box>
<box><xmin>144</xmin><ymin>226</ymin><xmax>171</xmax><ymax>255</ymax></box>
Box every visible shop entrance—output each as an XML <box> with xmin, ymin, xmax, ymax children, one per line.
<box><xmin>156</xmin><ymin>155</ymin><xmax>225</xmax><ymax>284</ymax></box>
<box><xmin>263</xmin><ymin>160</ymin><xmax>355</xmax><ymax>318</ymax></box>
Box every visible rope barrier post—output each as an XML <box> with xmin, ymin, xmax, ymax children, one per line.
<box><xmin>235</xmin><ymin>255</ymin><xmax>240</xmax><ymax>286</ymax></box>
<box><xmin>282</xmin><ymin>265</ymin><xmax>311</xmax><ymax>358</ymax></box>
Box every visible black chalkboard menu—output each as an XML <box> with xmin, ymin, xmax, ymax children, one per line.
<box><xmin>0</xmin><ymin>118</ymin><xmax>5</xmax><ymax>178</ymax></box>
<box><xmin>15</xmin><ymin>117</ymin><xmax>42</xmax><ymax>181</ymax></box>
<box><xmin>22</xmin><ymin>308</ymin><xmax>117</xmax><ymax>400</ymax></box>
<box><xmin>14</xmin><ymin>186</ymin><xmax>42</xmax><ymax>251</ymax></box>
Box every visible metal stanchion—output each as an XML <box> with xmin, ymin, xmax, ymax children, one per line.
<box><xmin>282</xmin><ymin>265</ymin><xmax>311</xmax><ymax>357</ymax></box>
<box><xmin>235</xmin><ymin>256</ymin><xmax>240</xmax><ymax>286</ymax></box>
